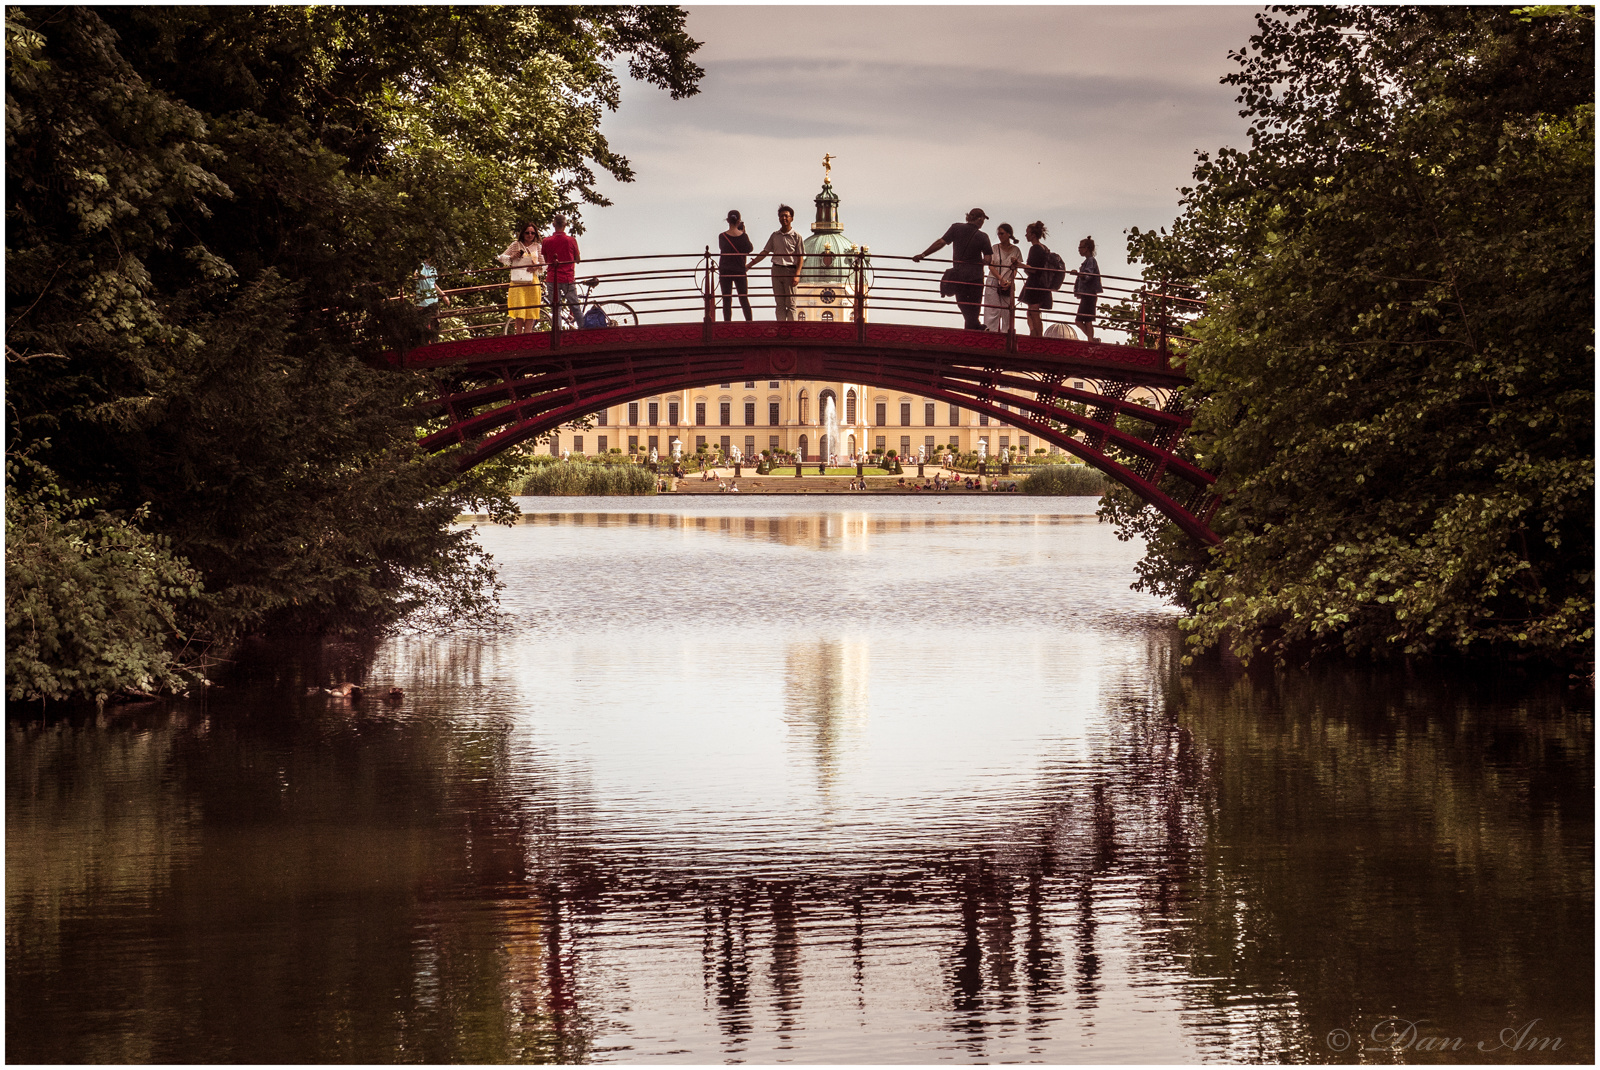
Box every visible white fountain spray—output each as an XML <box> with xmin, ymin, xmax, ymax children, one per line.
<box><xmin>822</xmin><ymin>394</ymin><xmax>839</xmax><ymax>466</ymax></box>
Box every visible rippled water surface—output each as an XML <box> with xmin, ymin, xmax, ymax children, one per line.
<box><xmin>8</xmin><ymin>497</ymin><xmax>1593</xmax><ymax>1063</ymax></box>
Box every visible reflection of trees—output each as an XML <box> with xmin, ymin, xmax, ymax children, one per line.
<box><xmin>10</xmin><ymin>649</ymin><xmax>1590</xmax><ymax>1063</ymax></box>
<box><xmin>1154</xmin><ymin>668</ymin><xmax>1594</xmax><ymax>1063</ymax></box>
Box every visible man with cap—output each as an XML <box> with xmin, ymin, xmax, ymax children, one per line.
<box><xmin>913</xmin><ymin>208</ymin><xmax>993</xmax><ymax>330</ymax></box>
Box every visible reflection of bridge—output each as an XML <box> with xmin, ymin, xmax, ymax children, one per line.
<box><xmin>385</xmin><ymin>255</ymin><xmax>1220</xmax><ymax>544</ymax></box>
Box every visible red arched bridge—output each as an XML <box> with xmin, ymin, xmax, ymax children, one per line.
<box><xmin>383</xmin><ymin>249</ymin><xmax>1220</xmax><ymax>544</ymax></box>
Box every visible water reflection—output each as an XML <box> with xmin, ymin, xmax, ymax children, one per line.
<box><xmin>784</xmin><ymin>639</ymin><xmax>870</xmax><ymax>804</ymax></box>
<box><xmin>7</xmin><ymin>500</ymin><xmax>1592</xmax><ymax>1063</ymax></box>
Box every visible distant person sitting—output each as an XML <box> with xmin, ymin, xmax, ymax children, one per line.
<box><xmin>912</xmin><ymin>208</ymin><xmax>992</xmax><ymax>330</ymax></box>
<box><xmin>1070</xmin><ymin>236</ymin><xmax>1103</xmax><ymax>341</ymax></box>
<box><xmin>541</xmin><ymin>213</ymin><xmax>582</xmax><ymax>326</ymax></box>
<box><xmin>749</xmin><ymin>205</ymin><xmax>804</xmax><ymax>320</ymax></box>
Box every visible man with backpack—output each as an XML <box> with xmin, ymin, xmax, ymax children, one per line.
<box><xmin>1019</xmin><ymin>221</ymin><xmax>1067</xmax><ymax>337</ymax></box>
<box><xmin>912</xmin><ymin>208</ymin><xmax>993</xmax><ymax>330</ymax></box>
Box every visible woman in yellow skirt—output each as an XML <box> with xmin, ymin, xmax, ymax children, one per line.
<box><xmin>499</xmin><ymin>223</ymin><xmax>544</xmax><ymax>334</ymax></box>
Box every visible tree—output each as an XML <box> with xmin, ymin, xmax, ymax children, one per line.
<box><xmin>5</xmin><ymin>7</ymin><xmax>702</xmax><ymax>701</ymax></box>
<box><xmin>1105</xmin><ymin>6</ymin><xmax>1593</xmax><ymax>666</ymax></box>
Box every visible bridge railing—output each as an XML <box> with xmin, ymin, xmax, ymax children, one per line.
<box><xmin>399</xmin><ymin>248</ymin><xmax>1206</xmax><ymax>350</ymax></box>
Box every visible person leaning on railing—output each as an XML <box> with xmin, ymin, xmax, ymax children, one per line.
<box><xmin>749</xmin><ymin>204</ymin><xmax>804</xmax><ymax>321</ymax></box>
<box><xmin>912</xmin><ymin>208</ymin><xmax>992</xmax><ymax>331</ymax></box>
<box><xmin>497</xmin><ymin>223</ymin><xmax>544</xmax><ymax>334</ymax></box>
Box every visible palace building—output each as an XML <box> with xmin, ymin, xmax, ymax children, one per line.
<box><xmin>542</xmin><ymin>167</ymin><xmax>1097</xmax><ymax>463</ymax></box>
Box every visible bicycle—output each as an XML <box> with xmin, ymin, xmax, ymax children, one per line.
<box><xmin>552</xmin><ymin>276</ymin><xmax>638</xmax><ymax>331</ymax></box>
<box><xmin>501</xmin><ymin>276</ymin><xmax>638</xmax><ymax>335</ymax></box>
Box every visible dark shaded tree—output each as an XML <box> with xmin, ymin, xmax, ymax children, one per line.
<box><xmin>6</xmin><ymin>6</ymin><xmax>703</xmax><ymax>700</ymax></box>
<box><xmin>1104</xmin><ymin>5</ymin><xmax>1593</xmax><ymax>666</ymax></box>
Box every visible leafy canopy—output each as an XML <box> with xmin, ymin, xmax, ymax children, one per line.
<box><xmin>5</xmin><ymin>6</ymin><xmax>702</xmax><ymax>701</ymax></box>
<box><xmin>1105</xmin><ymin>5</ymin><xmax>1593</xmax><ymax>667</ymax></box>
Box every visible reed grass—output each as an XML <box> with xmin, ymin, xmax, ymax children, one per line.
<box><xmin>519</xmin><ymin>461</ymin><xmax>657</xmax><ymax>495</ymax></box>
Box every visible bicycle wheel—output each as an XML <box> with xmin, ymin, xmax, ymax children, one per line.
<box><xmin>593</xmin><ymin>301</ymin><xmax>638</xmax><ymax>327</ymax></box>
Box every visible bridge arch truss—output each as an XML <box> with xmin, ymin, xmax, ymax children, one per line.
<box><xmin>394</xmin><ymin>322</ymin><xmax>1221</xmax><ymax>544</ymax></box>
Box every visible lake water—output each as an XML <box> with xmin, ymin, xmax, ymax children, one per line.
<box><xmin>7</xmin><ymin>496</ymin><xmax>1592</xmax><ymax>1063</ymax></box>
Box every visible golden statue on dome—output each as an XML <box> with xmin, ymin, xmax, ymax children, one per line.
<box><xmin>822</xmin><ymin>152</ymin><xmax>835</xmax><ymax>183</ymax></box>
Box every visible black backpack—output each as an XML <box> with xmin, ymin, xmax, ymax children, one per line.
<box><xmin>1045</xmin><ymin>249</ymin><xmax>1068</xmax><ymax>291</ymax></box>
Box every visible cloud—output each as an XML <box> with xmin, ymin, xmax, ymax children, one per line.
<box><xmin>575</xmin><ymin>6</ymin><xmax>1259</xmax><ymax>292</ymax></box>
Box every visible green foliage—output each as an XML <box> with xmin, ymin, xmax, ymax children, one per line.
<box><xmin>519</xmin><ymin>462</ymin><xmax>656</xmax><ymax>495</ymax></box>
<box><xmin>1114</xmin><ymin>6</ymin><xmax>1594</xmax><ymax>667</ymax></box>
<box><xmin>6</xmin><ymin>453</ymin><xmax>203</xmax><ymax>704</ymax></box>
<box><xmin>1022</xmin><ymin>465</ymin><xmax>1109</xmax><ymax>496</ymax></box>
<box><xmin>5</xmin><ymin>8</ymin><xmax>700</xmax><ymax>699</ymax></box>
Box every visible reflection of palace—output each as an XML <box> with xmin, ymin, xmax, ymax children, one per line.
<box><xmin>540</xmin><ymin>171</ymin><xmax>1106</xmax><ymax>463</ymax></box>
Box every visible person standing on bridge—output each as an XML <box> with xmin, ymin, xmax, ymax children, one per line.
<box><xmin>498</xmin><ymin>224</ymin><xmax>545</xmax><ymax>334</ymax></box>
<box><xmin>912</xmin><ymin>208</ymin><xmax>992</xmax><ymax>330</ymax></box>
<box><xmin>1070</xmin><ymin>236</ymin><xmax>1103</xmax><ymax>342</ymax></box>
<box><xmin>719</xmin><ymin>210</ymin><xmax>754</xmax><ymax>321</ymax></box>
<box><xmin>541</xmin><ymin>213</ymin><xmax>583</xmax><ymax>327</ymax></box>
<box><xmin>748</xmin><ymin>204</ymin><xmax>804</xmax><ymax>321</ymax></box>
<box><xmin>984</xmin><ymin>223</ymin><xmax>1022</xmax><ymax>334</ymax></box>
<box><xmin>1018</xmin><ymin>221</ymin><xmax>1054</xmax><ymax>338</ymax></box>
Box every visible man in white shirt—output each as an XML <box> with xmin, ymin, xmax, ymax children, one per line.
<box><xmin>749</xmin><ymin>204</ymin><xmax>805</xmax><ymax>321</ymax></box>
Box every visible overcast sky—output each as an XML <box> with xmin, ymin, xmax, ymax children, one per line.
<box><xmin>582</xmin><ymin>4</ymin><xmax>1261</xmax><ymax>316</ymax></box>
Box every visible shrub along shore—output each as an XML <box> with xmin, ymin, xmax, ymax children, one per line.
<box><xmin>519</xmin><ymin>461</ymin><xmax>657</xmax><ymax>495</ymax></box>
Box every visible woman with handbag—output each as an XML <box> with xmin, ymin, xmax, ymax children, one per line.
<box><xmin>498</xmin><ymin>223</ymin><xmax>545</xmax><ymax>334</ymax></box>
<box><xmin>983</xmin><ymin>223</ymin><xmax>1023</xmax><ymax>333</ymax></box>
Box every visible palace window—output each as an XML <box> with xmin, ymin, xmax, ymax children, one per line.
<box><xmin>744</xmin><ymin>435</ymin><xmax>756</xmax><ymax>456</ymax></box>
<box><xmin>925</xmin><ymin>402</ymin><xmax>935</xmax><ymax>426</ymax></box>
<box><xmin>720</xmin><ymin>435</ymin><xmax>731</xmax><ymax>451</ymax></box>
<box><xmin>846</xmin><ymin>390</ymin><xmax>856</xmax><ymax>424</ymax></box>
<box><xmin>770</xmin><ymin>435</ymin><xmax>780</xmax><ymax>450</ymax></box>
<box><xmin>720</xmin><ymin>402</ymin><xmax>731</xmax><ymax>426</ymax></box>
<box><xmin>924</xmin><ymin>435</ymin><xmax>935</xmax><ymax>453</ymax></box>
<box><xmin>1073</xmin><ymin>381</ymin><xmax>1085</xmax><ymax>391</ymax></box>
<box><xmin>744</xmin><ymin>381</ymin><xmax>755</xmax><ymax>388</ymax></box>
<box><xmin>597</xmin><ymin>410</ymin><xmax>608</xmax><ymax>426</ymax></box>
<box><xmin>948</xmin><ymin>435</ymin><xmax>959</xmax><ymax>449</ymax></box>
<box><xmin>1020</xmin><ymin>435</ymin><xmax>1030</xmax><ymax>453</ymax></box>
<box><xmin>696</xmin><ymin>401</ymin><xmax>706</xmax><ymax>426</ymax></box>
<box><xmin>768</xmin><ymin>381</ymin><xmax>780</xmax><ymax>388</ymax></box>
<box><xmin>900</xmin><ymin>435</ymin><xmax>911</xmax><ymax>455</ymax></box>
<box><xmin>875</xmin><ymin>435</ymin><xmax>886</xmax><ymax>451</ymax></box>
<box><xmin>598</xmin><ymin>435</ymin><xmax>608</xmax><ymax>452</ymax></box>
<box><xmin>875</xmin><ymin>402</ymin><xmax>886</xmax><ymax>426</ymax></box>
<box><xmin>821</xmin><ymin>310</ymin><xmax>834</xmax><ymax>322</ymax></box>
<box><xmin>696</xmin><ymin>435</ymin><xmax>706</xmax><ymax>449</ymax></box>
<box><xmin>769</xmin><ymin>402</ymin><xmax>780</xmax><ymax>426</ymax></box>
<box><xmin>999</xmin><ymin>436</ymin><xmax>1009</xmax><ymax>448</ymax></box>
<box><xmin>648</xmin><ymin>435</ymin><xmax>658</xmax><ymax>451</ymax></box>
<box><xmin>900</xmin><ymin>402</ymin><xmax>911</xmax><ymax>426</ymax></box>
<box><xmin>721</xmin><ymin>383</ymin><xmax>732</xmax><ymax>388</ymax></box>
<box><xmin>627</xmin><ymin>402</ymin><xmax>639</xmax><ymax>425</ymax></box>
<box><xmin>628</xmin><ymin>435</ymin><xmax>639</xmax><ymax>452</ymax></box>
<box><xmin>668</xmin><ymin>401</ymin><xmax>679</xmax><ymax>425</ymax></box>
<box><xmin>573</xmin><ymin>436</ymin><xmax>583</xmax><ymax>454</ymax></box>
<box><xmin>979</xmin><ymin>412</ymin><xmax>989</xmax><ymax>426</ymax></box>
<box><xmin>744</xmin><ymin>402</ymin><xmax>756</xmax><ymax>425</ymax></box>
<box><xmin>799</xmin><ymin>393</ymin><xmax>809</xmax><ymax>423</ymax></box>
<box><xmin>948</xmin><ymin>403</ymin><xmax>960</xmax><ymax>425</ymax></box>
<box><xmin>648</xmin><ymin>401</ymin><xmax>659</xmax><ymax>426</ymax></box>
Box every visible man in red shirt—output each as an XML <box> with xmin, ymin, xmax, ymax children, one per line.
<box><xmin>541</xmin><ymin>213</ymin><xmax>582</xmax><ymax>326</ymax></box>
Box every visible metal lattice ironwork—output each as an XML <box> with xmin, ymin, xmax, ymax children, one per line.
<box><xmin>388</xmin><ymin>319</ymin><xmax>1222</xmax><ymax>545</ymax></box>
